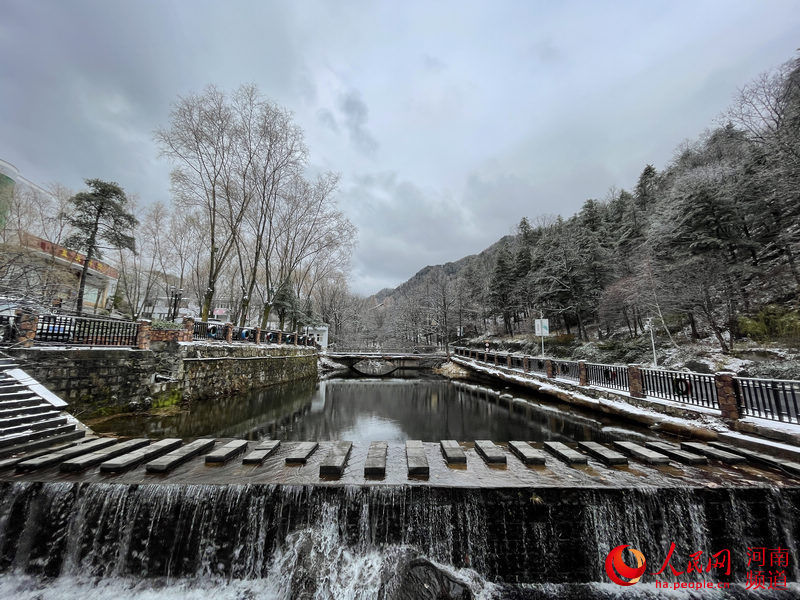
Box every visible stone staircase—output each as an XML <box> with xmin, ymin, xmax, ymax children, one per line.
<box><xmin>0</xmin><ymin>354</ymin><xmax>89</xmax><ymax>465</ymax></box>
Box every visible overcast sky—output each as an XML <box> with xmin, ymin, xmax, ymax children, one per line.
<box><xmin>2</xmin><ymin>1</ymin><xmax>799</xmax><ymax>294</ymax></box>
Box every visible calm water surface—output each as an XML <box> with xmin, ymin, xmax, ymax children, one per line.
<box><xmin>90</xmin><ymin>374</ymin><xmax>652</xmax><ymax>442</ymax></box>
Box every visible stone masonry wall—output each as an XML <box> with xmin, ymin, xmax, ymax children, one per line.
<box><xmin>7</xmin><ymin>343</ymin><xmax>317</xmax><ymax>418</ymax></box>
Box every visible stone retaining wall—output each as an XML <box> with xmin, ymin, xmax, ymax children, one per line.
<box><xmin>7</xmin><ymin>343</ymin><xmax>317</xmax><ymax>417</ymax></box>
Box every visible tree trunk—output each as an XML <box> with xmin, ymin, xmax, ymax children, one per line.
<box><xmin>688</xmin><ymin>312</ymin><xmax>699</xmax><ymax>341</ymax></box>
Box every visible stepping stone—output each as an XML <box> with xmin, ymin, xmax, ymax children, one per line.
<box><xmin>146</xmin><ymin>438</ymin><xmax>216</xmax><ymax>473</ymax></box>
<box><xmin>474</xmin><ymin>440</ymin><xmax>506</xmax><ymax>464</ymax></box>
<box><xmin>100</xmin><ymin>439</ymin><xmax>183</xmax><ymax>472</ymax></box>
<box><xmin>364</xmin><ymin>441</ymin><xmax>387</xmax><ymax>476</ymax></box>
<box><xmin>543</xmin><ymin>441</ymin><xmax>588</xmax><ymax>464</ymax></box>
<box><xmin>406</xmin><ymin>440</ymin><xmax>429</xmax><ymax>476</ymax></box>
<box><xmin>320</xmin><ymin>441</ymin><xmax>352</xmax><ymax>476</ymax></box>
<box><xmin>0</xmin><ymin>429</ymin><xmax>87</xmax><ymax>461</ymax></box>
<box><xmin>578</xmin><ymin>441</ymin><xmax>628</xmax><ymax>465</ymax></box>
<box><xmin>440</xmin><ymin>440</ymin><xmax>466</xmax><ymax>464</ymax></box>
<box><xmin>17</xmin><ymin>437</ymin><xmax>117</xmax><ymax>471</ymax></box>
<box><xmin>242</xmin><ymin>440</ymin><xmax>281</xmax><ymax>464</ymax></box>
<box><xmin>205</xmin><ymin>439</ymin><xmax>249</xmax><ymax>464</ymax></box>
<box><xmin>508</xmin><ymin>441</ymin><xmax>547</xmax><ymax>465</ymax></box>
<box><xmin>680</xmin><ymin>442</ymin><xmax>746</xmax><ymax>464</ymax></box>
<box><xmin>61</xmin><ymin>438</ymin><xmax>150</xmax><ymax>472</ymax></box>
<box><xmin>613</xmin><ymin>441</ymin><xmax>670</xmax><ymax>465</ymax></box>
<box><xmin>645</xmin><ymin>441</ymin><xmax>708</xmax><ymax>465</ymax></box>
<box><xmin>783</xmin><ymin>462</ymin><xmax>800</xmax><ymax>478</ymax></box>
<box><xmin>706</xmin><ymin>441</ymin><xmax>782</xmax><ymax>469</ymax></box>
<box><xmin>285</xmin><ymin>441</ymin><xmax>318</xmax><ymax>464</ymax></box>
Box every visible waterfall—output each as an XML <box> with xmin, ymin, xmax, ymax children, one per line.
<box><xmin>0</xmin><ymin>482</ymin><xmax>797</xmax><ymax>598</ymax></box>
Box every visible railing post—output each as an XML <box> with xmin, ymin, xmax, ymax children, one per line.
<box><xmin>578</xmin><ymin>361</ymin><xmax>588</xmax><ymax>386</ymax></box>
<box><xmin>494</xmin><ymin>352</ymin><xmax>498</xmax><ymax>366</ymax></box>
<box><xmin>715</xmin><ymin>372</ymin><xmax>740</xmax><ymax>421</ymax></box>
<box><xmin>15</xmin><ymin>311</ymin><xmax>38</xmax><ymax>348</ymax></box>
<box><xmin>254</xmin><ymin>327</ymin><xmax>261</xmax><ymax>344</ymax></box>
<box><xmin>136</xmin><ymin>320</ymin><xmax>151</xmax><ymax>350</ymax></box>
<box><xmin>506</xmin><ymin>354</ymin><xmax>512</xmax><ymax>368</ymax></box>
<box><xmin>224</xmin><ymin>323</ymin><xmax>233</xmax><ymax>343</ymax></box>
<box><xmin>628</xmin><ymin>365</ymin><xmax>644</xmax><ymax>398</ymax></box>
<box><xmin>277</xmin><ymin>331</ymin><xmax>283</xmax><ymax>344</ymax></box>
<box><xmin>523</xmin><ymin>356</ymin><xmax>529</xmax><ymax>372</ymax></box>
<box><xmin>545</xmin><ymin>359</ymin><xmax>554</xmax><ymax>378</ymax></box>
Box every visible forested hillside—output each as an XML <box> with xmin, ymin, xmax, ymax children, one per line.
<box><xmin>354</xmin><ymin>55</ymin><xmax>800</xmax><ymax>359</ymax></box>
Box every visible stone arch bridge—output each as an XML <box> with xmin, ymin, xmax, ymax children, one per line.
<box><xmin>325</xmin><ymin>352</ymin><xmax>448</xmax><ymax>376</ymax></box>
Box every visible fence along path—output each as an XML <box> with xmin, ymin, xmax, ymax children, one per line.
<box><xmin>452</xmin><ymin>346</ymin><xmax>800</xmax><ymax>425</ymax></box>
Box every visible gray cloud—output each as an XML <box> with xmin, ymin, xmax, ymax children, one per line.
<box><xmin>338</xmin><ymin>90</ymin><xmax>378</xmax><ymax>155</ymax></box>
<box><xmin>1</xmin><ymin>0</ymin><xmax>799</xmax><ymax>296</ymax></box>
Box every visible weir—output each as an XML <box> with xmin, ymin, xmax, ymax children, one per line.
<box><xmin>0</xmin><ymin>482</ymin><xmax>797</xmax><ymax>595</ymax></box>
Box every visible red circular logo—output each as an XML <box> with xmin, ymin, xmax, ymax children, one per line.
<box><xmin>605</xmin><ymin>544</ymin><xmax>647</xmax><ymax>586</ymax></box>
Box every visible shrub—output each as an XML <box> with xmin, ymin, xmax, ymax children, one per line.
<box><xmin>739</xmin><ymin>306</ymin><xmax>800</xmax><ymax>344</ymax></box>
<box><xmin>150</xmin><ymin>319</ymin><xmax>182</xmax><ymax>330</ymax></box>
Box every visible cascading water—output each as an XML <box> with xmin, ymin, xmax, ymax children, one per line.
<box><xmin>0</xmin><ymin>482</ymin><xmax>797</xmax><ymax>598</ymax></box>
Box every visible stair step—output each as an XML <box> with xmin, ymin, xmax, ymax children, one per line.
<box><xmin>0</xmin><ymin>429</ymin><xmax>87</xmax><ymax>460</ymax></box>
<box><xmin>0</xmin><ymin>391</ymin><xmax>38</xmax><ymax>402</ymax></box>
<box><xmin>0</xmin><ymin>398</ymin><xmax>44</xmax><ymax>410</ymax></box>
<box><xmin>0</xmin><ymin>423</ymin><xmax>76</xmax><ymax>449</ymax></box>
<box><xmin>0</xmin><ymin>410</ymin><xmax>61</xmax><ymax>428</ymax></box>
<box><xmin>0</xmin><ymin>416</ymin><xmax>68</xmax><ymax>437</ymax></box>
<box><xmin>0</xmin><ymin>404</ymin><xmax>54</xmax><ymax>419</ymax></box>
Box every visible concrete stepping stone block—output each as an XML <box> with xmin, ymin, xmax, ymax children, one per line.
<box><xmin>364</xmin><ymin>441</ymin><xmax>387</xmax><ymax>476</ymax></box>
<box><xmin>706</xmin><ymin>441</ymin><xmax>782</xmax><ymax>469</ymax></box>
<box><xmin>61</xmin><ymin>438</ymin><xmax>150</xmax><ymax>472</ymax></box>
<box><xmin>406</xmin><ymin>440</ymin><xmax>429</xmax><ymax>476</ymax></box>
<box><xmin>578</xmin><ymin>441</ymin><xmax>628</xmax><ymax>465</ymax></box>
<box><xmin>17</xmin><ymin>437</ymin><xmax>118</xmax><ymax>471</ymax></box>
<box><xmin>440</xmin><ymin>440</ymin><xmax>466</xmax><ymax>464</ymax></box>
<box><xmin>508</xmin><ymin>441</ymin><xmax>547</xmax><ymax>465</ymax></box>
<box><xmin>543</xmin><ymin>441</ymin><xmax>588</xmax><ymax>464</ymax></box>
<box><xmin>680</xmin><ymin>442</ymin><xmax>746</xmax><ymax>464</ymax></box>
<box><xmin>100</xmin><ymin>439</ymin><xmax>183</xmax><ymax>472</ymax></box>
<box><xmin>146</xmin><ymin>438</ymin><xmax>216</xmax><ymax>473</ymax></box>
<box><xmin>242</xmin><ymin>440</ymin><xmax>281</xmax><ymax>465</ymax></box>
<box><xmin>285</xmin><ymin>441</ymin><xmax>318</xmax><ymax>464</ymax></box>
<box><xmin>613</xmin><ymin>441</ymin><xmax>670</xmax><ymax>465</ymax></box>
<box><xmin>320</xmin><ymin>441</ymin><xmax>352</xmax><ymax>476</ymax></box>
<box><xmin>474</xmin><ymin>440</ymin><xmax>506</xmax><ymax>464</ymax></box>
<box><xmin>645</xmin><ymin>441</ymin><xmax>708</xmax><ymax>465</ymax></box>
<box><xmin>205</xmin><ymin>440</ymin><xmax>249</xmax><ymax>464</ymax></box>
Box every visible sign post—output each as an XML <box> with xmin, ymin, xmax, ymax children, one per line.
<box><xmin>534</xmin><ymin>314</ymin><xmax>549</xmax><ymax>358</ymax></box>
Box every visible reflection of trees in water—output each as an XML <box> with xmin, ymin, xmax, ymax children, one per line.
<box><xmin>95</xmin><ymin>377</ymin><xmax>640</xmax><ymax>443</ymax></box>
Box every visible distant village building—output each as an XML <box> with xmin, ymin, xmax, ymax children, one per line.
<box><xmin>0</xmin><ymin>159</ymin><xmax>118</xmax><ymax>314</ymax></box>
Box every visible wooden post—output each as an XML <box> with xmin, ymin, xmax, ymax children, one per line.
<box><xmin>523</xmin><ymin>356</ymin><xmax>529</xmax><ymax>372</ymax></box>
<box><xmin>578</xmin><ymin>361</ymin><xmax>588</xmax><ymax>386</ymax></box>
<box><xmin>545</xmin><ymin>359</ymin><xmax>554</xmax><ymax>378</ymax></box>
<box><xmin>715</xmin><ymin>372</ymin><xmax>740</xmax><ymax>421</ymax></box>
<box><xmin>628</xmin><ymin>365</ymin><xmax>645</xmax><ymax>398</ymax></box>
<box><xmin>136</xmin><ymin>320</ymin><xmax>151</xmax><ymax>350</ymax></box>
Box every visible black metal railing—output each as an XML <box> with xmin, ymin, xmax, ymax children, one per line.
<box><xmin>642</xmin><ymin>368</ymin><xmax>719</xmax><ymax>409</ymax></box>
<box><xmin>735</xmin><ymin>377</ymin><xmax>800</xmax><ymax>423</ymax></box>
<box><xmin>550</xmin><ymin>360</ymin><xmax>579</xmax><ymax>381</ymax></box>
<box><xmin>587</xmin><ymin>363</ymin><xmax>630</xmax><ymax>392</ymax></box>
<box><xmin>35</xmin><ymin>315</ymin><xmax>139</xmax><ymax>347</ymax></box>
<box><xmin>510</xmin><ymin>355</ymin><xmax>525</xmax><ymax>370</ymax></box>
<box><xmin>0</xmin><ymin>315</ymin><xmax>13</xmax><ymax>345</ymax></box>
<box><xmin>193</xmin><ymin>321</ymin><xmax>225</xmax><ymax>341</ymax></box>
<box><xmin>231</xmin><ymin>326</ymin><xmax>257</xmax><ymax>342</ymax></box>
